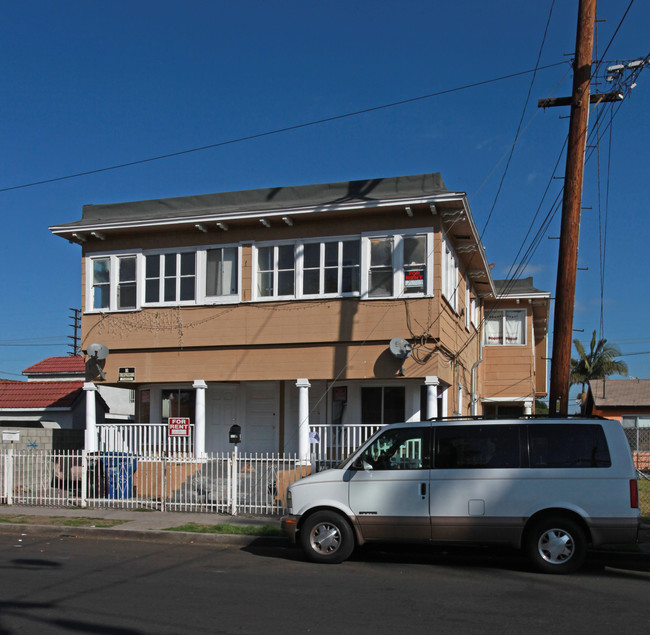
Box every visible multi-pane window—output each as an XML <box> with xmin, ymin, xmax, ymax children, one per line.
<box><xmin>402</xmin><ymin>235</ymin><xmax>426</xmax><ymax>295</ymax></box>
<box><xmin>484</xmin><ymin>309</ymin><xmax>526</xmax><ymax>345</ymax></box>
<box><xmin>92</xmin><ymin>258</ymin><xmax>110</xmax><ymax>309</ymax></box>
<box><xmin>206</xmin><ymin>247</ymin><xmax>238</xmax><ymax>297</ymax></box>
<box><xmin>145</xmin><ymin>252</ymin><xmax>196</xmax><ymax>304</ymax></box>
<box><xmin>361</xmin><ymin>231</ymin><xmax>431</xmax><ymax>299</ymax></box>
<box><xmin>441</xmin><ymin>233</ymin><xmax>459</xmax><ymax>311</ymax></box>
<box><xmin>257</xmin><ymin>244</ymin><xmax>295</xmax><ymax>298</ymax></box>
<box><xmin>117</xmin><ymin>256</ymin><xmax>137</xmax><ymax>309</ymax></box>
<box><xmin>90</xmin><ymin>255</ymin><xmax>136</xmax><ymax>311</ymax></box>
<box><xmin>303</xmin><ymin>239</ymin><xmax>360</xmax><ymax>296</ymax></box>
<box><xmin>368</xmin><ymin>237</ymin><xmax>394</xmax><ymax>297</ymax></box>
<box><xmin>361</xmin><ymin>386</ymin><xmax>405</xmax><ymax>426</ymax></box>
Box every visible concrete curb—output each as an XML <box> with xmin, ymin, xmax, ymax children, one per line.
<box><xmin>0</xmin><ymin>522</ymin><xmax>288</xmax><ymax>547</ymax></box>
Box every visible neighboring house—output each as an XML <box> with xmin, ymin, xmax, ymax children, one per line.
<box><xmin>584</xmin><ymin>378</ymin><xmax>650</xmax><ymax>470</ymax></box>
<box><xmin>0</xmin><ymin>363</ymin><xmax>108</xmax><ymax>432</ymax></box>
<box><xmin>482</xmin><ymin>278</ymin><xmax>550</xmax><ymax>417</ymax></box>
<box><xmin>23</xmin><ymin>356</ymin><xmax>135</xmax><ymax>423</ymax></box>
<box><xmin>49</xmin><ymin>173</ymin><xmax>549</xmax><ymax>458</ymax></box>
<box><xmin>584</xmin><ymin>378</ymin><xmax>650</xmax><ymax>427</ymax></box>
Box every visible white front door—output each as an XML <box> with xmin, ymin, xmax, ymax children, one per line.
<box><xmin>242</xmin><ymin>382</ymin><xmax>279</xmax><ymax>453</ymax></box>
<box><xmin>205</xmin><ymin>385</ymin><xmax>239</xmax><ymax>453</ymax></box>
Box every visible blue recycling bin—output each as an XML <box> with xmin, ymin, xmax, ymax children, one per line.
<box><xmin>101</xmin><ymin>452</ymin><xmax>138</xmax><ymax>499</ymax></box>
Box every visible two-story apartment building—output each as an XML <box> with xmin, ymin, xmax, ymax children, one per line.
<box><xmin>50</xmin><ymin>173</ymin><xmax>549</xmax><ymax>459</ymax></box>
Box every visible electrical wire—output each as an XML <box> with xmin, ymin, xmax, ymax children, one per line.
<box><xmin>0</xmin><ymin>62</ymin><xmax>566</xmax><ymax>195</ymax></box>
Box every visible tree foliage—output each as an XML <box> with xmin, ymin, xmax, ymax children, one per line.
<box><xmin>570</xmin><ymin>330</ymin><xmax>628</xmax><ymax>394</ymax></box>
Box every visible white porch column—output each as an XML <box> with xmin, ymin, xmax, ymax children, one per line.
<box><xmin>296</xmin><ymin>378</ymin><xmax>311</xmax><ymax>462</ymax></box>
<box><xmin>193</xmin><ymin>380</ymin><xmax>207</xmax><ymax>458</ymax></box>
<box><xmin>424</xmin><ymin>376</ymin><xmax>439</xmax><ymax>420</ymax></box>
<box><xmin>524</xmin><ymin>399</ymin><xmax>533</xmax><ymax>416</ymax></box>
<box><xmin>84</xmin><ymin>382</ymin><xmax>98</xmax><ymax>452</ymax></box>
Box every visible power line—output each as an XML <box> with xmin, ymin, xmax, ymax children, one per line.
<box><xmin>0</xmin><ymin>62</ymin><xmax>566</xmax><ymax>195</ymax></box>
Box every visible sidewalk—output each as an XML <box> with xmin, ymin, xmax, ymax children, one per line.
<box><xmin>1</xmin><ymin>504</ymin><xmax>648</xmax><ymax>554</ymax></box>
<box><xmin>0</xmin><ymin>505</ymin><xmax>283</xmax><ymax>546</ymax></box>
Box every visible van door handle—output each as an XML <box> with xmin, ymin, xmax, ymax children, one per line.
<box><xmin>420</xmin><ymin>482</ymin><xmax>427</xmax><ymax>498</ymax></box>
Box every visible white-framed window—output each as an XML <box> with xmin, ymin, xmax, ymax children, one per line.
<box><xmin>144</xmin><ymin>251</ymin><xmax>196</xmax><ymax>305</ymax></box>
<box><xmin>204</xmin><ymin>246</ymin><xmax>238</xmax><ymax>299</ymax></box>
<box><xmin>484</xmin><ymin>309</ymin><xmax>526</xmax><ymax>346</ymax></box>
<box><xmin>256</xmin><ymin>243</ymin><xmax>295</xmax><ymax>298</ymax></box>
<box><xmin>88</xmin><ymin>252</ymin><xmax>140</xmax><ymax>312</ymax></box>
<box><xmin>464</xmin><ymin>277</ymin><xmax>470</xmax><ymax>330</ymax></box>
<box><xmin>441</xmin><ymin>232</ymin><xmax>459</xmax><ymax>312</ymax></box>
<box><xmin>86</xmin><ymin>244</ymin><xmax>241</xmax><ymax>312</ymax></box>
<box><xmin>360</xmin><ymin>230</ymin><xmax>432</xmax><ymax>299</ymax></box>
<box><xmin>470</xmin><ymin>294</ymin><xmax>480</xmax><ymax>329</ymax></box>
<box><xmin>301</xmin><ymin>239</ymin><xmax>360</xmax><ymax>296</ymax></box>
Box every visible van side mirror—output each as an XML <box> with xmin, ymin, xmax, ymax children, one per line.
<box><xmin>350</xmin><ymin>456</ymin><xmax>366</xmax><ymax>471</ymax></box>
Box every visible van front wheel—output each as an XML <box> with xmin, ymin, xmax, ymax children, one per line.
<box><xmin>526</xmin><ymin>517</ymin><xmax>586</xmax><ymax>574</ymax></box>
<box><xmin>300</xmin><ymin>511</ymin><xmax>354</xmax><ymax>564</ymax></box>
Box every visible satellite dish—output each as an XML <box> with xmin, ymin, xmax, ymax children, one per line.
<box><xmin>389</xmin><ymin>337</ymin><xmax>413</xmax><ymax>360</ymax></box>
<box><xmin>86</xmin><ymin>343</ymin><xmax>109</xmax><ymax>381</ymax></box>
<box><xmin>87</xmin><ymin>343</ymin><xmax>109</xmax><ymax>360</ymax></box>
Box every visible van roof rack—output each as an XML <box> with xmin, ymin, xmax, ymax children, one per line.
<box><xmin>426</xmin><ymin>414</ymin><xmax>607</xmax><ymax>422</ymax></box>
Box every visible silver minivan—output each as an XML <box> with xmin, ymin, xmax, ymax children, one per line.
<box><xmin>282</xmin><ymin>418</ymin><xmax>640</xmax><ymax>573</ymax></box>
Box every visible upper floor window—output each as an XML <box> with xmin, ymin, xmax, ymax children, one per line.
<box><xmin>484</xmin><ymin>309</ymin><xmax>526</xmax><ymax>346</ymax></box>
<box><xmin>90</xmin><ymin>254</ymin><xmax>138</xmax><ymax>311</ymax></box>
<box><xmin>302</xmin><ymin>239</ymin><xmax>360</xmax><ymax>296</ymax></box>
<box><xmin>441</xmin><ymin>233</ymin><xmax>459</xmax><ymax>311</ymax></box>
<box><xmin>361</xmin><ymin>231</ymin><xmax>432</xmax><ymax>300</ymax></box>
<box><xmin>144</xmin><ymin>252</ymin><xmax>196</xmax><ymax>304</ymax></box>
<box><xmin>257</xmin><ymin>244</ymin><xmax>295</xmax><ymax>298</ymax></box>
<box><xmin>206</xmin><ymin>247</ymin><xmax>238</xmax><ymax>298</ymax></box>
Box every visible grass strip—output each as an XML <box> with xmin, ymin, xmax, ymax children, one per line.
<box><xmin>164</xmin><ymin>522</ymin><xmax>283</xmax><ymax>537</ymax></box>
<box><xmin>0</xmin><ymin>514</ymin><xmax>126</xmax><ymax>528</ymax></box>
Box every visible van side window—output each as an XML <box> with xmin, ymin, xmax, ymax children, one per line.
<box><xmin>435</xmin><ymin>425</ymin><xmax>520</xmax><ymax>469</ymax></box>
<box><xmin>359</xmin><ymin>427</ymin><xmax>429</xmax><ymax>470</ymax></box>
<box><xmin>528</xmin><ymin>424</ymin><xmax>611</xmax><ymax>468</ymax></box>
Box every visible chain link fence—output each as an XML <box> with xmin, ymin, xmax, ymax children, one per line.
<box><xmin>624</xmin><ymin>427</ymin><xmax>650</xmax><ymax>521</ymax></box>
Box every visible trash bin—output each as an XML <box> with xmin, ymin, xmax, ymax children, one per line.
<box><xmin>87</xmin><ymin>454</ymin><xmax>106</xmax><ymax>498</ymax></box>
<box><xmin>100</xmin><ymin>452</ymin><xmax>138</xmax><ymax>499</ymax></box>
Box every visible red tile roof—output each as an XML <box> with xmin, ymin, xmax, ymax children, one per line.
<box><xmin>0</xmin><ymin>381</ymin><xmax>84</xmax><ymax>409</ymax></box>
<box><xmin>23</xmin><ymin>356</ymin><xmax>85</xmax><ymax>375</ymax></box>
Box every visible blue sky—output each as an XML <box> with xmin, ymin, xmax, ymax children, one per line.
<box><xmin>1</xmin><ymin>0</ymin><xmax>648</xmax><ymax>398</ymax></box>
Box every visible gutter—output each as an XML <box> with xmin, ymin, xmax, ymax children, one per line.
<box><xmin>470</xmin><ymin>327</ymin><xmax>483</xmax><ymax>416</ymax></box>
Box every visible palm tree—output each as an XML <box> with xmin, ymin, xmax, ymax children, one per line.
<box><xmin>570</xmin><ymin>331</ymin><xmax>628</xmax><ymax>409</ymax></box>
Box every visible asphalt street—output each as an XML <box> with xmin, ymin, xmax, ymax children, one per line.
<box><xmin>1</xmin><ymin>531</ymin><xmax>649</xmax><ymax>635</ymax></box>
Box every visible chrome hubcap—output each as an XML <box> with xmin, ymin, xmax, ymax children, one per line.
<box><xmin>538</xmin><ymin>528</ymin><xmax>574</xmax><ymax>564</ymax></box>
<box><xmin>310</xmin><ymin>523</ymin><xmax>341</xmax><ymax>554</ymax></box>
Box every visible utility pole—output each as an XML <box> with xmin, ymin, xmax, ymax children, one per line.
<box><xmin>68</xmin><ymin>308</ymin><xmax>81</xmax><ymax>356</ymax></box>
<box><xmin>545</xmin><ymin>0</ymin><xmax>597</xmax><ymax>416</ymax></box>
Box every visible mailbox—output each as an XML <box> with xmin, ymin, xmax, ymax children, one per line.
<box><xmin>229</xmin><ymin>424</ymin><xmax>242</xmax><ymax>444</ymax></box>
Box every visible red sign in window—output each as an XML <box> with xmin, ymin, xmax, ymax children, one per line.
<box><xmin>169</xmin><ymin>417</ymin><xmax>190</xmax><ymax>437</ymax></box>
<box><xmin>405</xmin><ymin>270</ymin><xmax>424</xmax><ymax>287</ymax></box>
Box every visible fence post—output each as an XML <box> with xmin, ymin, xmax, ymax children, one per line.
<box><xmin>80</xmin><ymin>450</ymin><xmax>88</xmax><ymax>508</ymax></box>
<box><xmin>6</xmin><ymin>447</ymin><xmax>14</xmax><ymax>506</ymax></box>
<box><xmin>161</xmin><ymin>457</ymin><xmax>167</xmax><ymax>512</ymax></box>
<box><xmin>231</xmin><ymin>446</ymin><xmax>238</xmax><ymax>516</ymax></box>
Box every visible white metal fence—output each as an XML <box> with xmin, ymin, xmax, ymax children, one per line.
<box><xmin>310</xmin><ymin>424</ymin><xmax>381</xmax><ymax>469</ymax></box>
<box><xmin>98</xmin><ymin>423</ymin><xmax>194</xmax><ymax>457</ymax></box>
<box><xmin>0</xmin><ymin>449</ymin><xmax>310</xmax><ymax>515</ymax></box>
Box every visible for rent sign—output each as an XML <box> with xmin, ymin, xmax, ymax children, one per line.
<box><xmin>168</xmin><ymin>417</ymin><xmax>190</xmax><ymax>437</ymax></box>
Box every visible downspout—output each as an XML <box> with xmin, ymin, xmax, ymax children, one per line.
<box><xmin>471</xmin><ymin>330</ymin><xmax>483</xmax><ymax>416</ymax></box>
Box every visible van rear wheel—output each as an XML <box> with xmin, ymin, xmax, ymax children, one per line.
<box><xmin>526</xmin><ymin>517</ymin><xmax>586</xmax><ymax>574</ymax></box>
<box><xmin>300</xmin><ymin>511</ymin><xmax>354</xmax><ymax>564</ymax></box>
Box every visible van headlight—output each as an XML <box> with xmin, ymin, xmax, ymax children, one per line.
<box><xmin>286</xmin><ymin>490</ymin><xmax>293</xmax><ymax>512</ymax></box>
